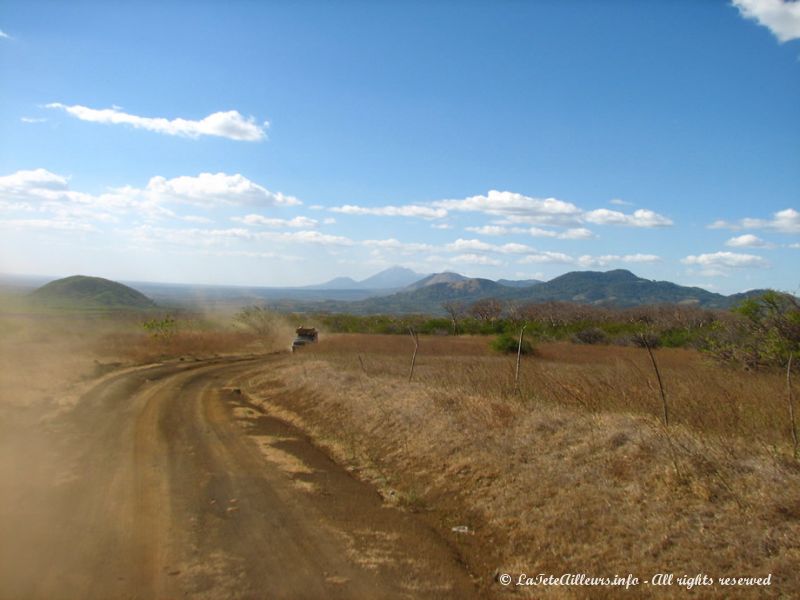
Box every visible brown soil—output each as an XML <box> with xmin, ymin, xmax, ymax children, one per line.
<box><xmin>0</xmin><ymin>355</ymin><xmax>479</xmax><ymax>599</ymax></box>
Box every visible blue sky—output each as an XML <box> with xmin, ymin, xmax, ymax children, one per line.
<box><xmin>0</xmin><ymin>0</ymin><xmax>798</xmax><ymax>292</ymax></box>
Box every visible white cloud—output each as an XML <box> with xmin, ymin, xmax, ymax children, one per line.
<box><xmin>497</xmin><ymin>243</ymin><xmax>534</xmax><ymax>254</ymax></box>
<box><xmin>681</xmin><ymin>251</ymin><xmax>769</xmax><ymax>269</ymax></box>
<box><xmin>707</xmin><ymin>208</ymin><xmax>800</xmax><ymax>234</ymax></box>
<box><xmin>465</xmin><ymin>225</ymin><xmax>511</xmax><ymax>236</ymax></box>
<box><xmin>0</xmin><ymin>168</ymin><xmax>70</xmax><ymax>198</ymax></box>
<box><xmin>743</xmin><ymin>208</ymin><xmax>800</xmax><ymax>233</ymax></box>
<box><xmin>435</xmin><ymin>190</ymin><xmax>582</xmax><ymax>225</ymax></box>
<box><xmin>733</xmin><ymin>0</ymin><xmax>800</xmax><ymax>42</ymax></box>
<box><xmin>0</xmin><ymin>29</ymin><xmax>10</xmax><ymax>40</ymax></box>
<box><xmin>0</xmin><ymin>169</ymin><xmax>303</xmax><ymax>230</ymax></box>
<box><xmin>609</xmin><ymin>198</ymin><xmax>634</xmax><ymax>206</ymax></box>
<box><xmin>127</xmin><ymin>225</ymin><xmax>252</xmax><ymax>247</ymax></box>
<box><xmin>276</xmin><ymin>230</ymin><xmax>353</xmax><ymax>246</ymax></box>
<box><xmin>0</xmin><ymin>169</ymin><xmax>299</xmax><ymax>210</ymax></box>
<box><xmin>552</xmin><ymin>227</ymin><xmax>595</xmax><ymax>239</ymax></box>
<box><xmin>446</xmin><ymin>191</ymin><xmax>668</xmax><ymax>228</ymax></box>
<box><xmin>330</xmin><ymin>204</ymin><xmax>447</xmax><ymax>219</ymax></box>
<box><xmin>21</xmin><ymin>117</ymin><xmax>47</xmax><ymax>124</ymax></box>
<box><xmin>127</xmin><ymin>225</ymin><xmax>353</xmax><ymax>248</ymax></box>
<box><xmin>190</xmin><ymin>249</ymin><xmax>297</xmax><ymax>260</ymax></box>
<box><xmin>789</xmin><ymin>243</ymin><xmax>800</xmax><ymax>249</ymax></box>
<box><xmin>725</xmin><ymin>233</ymin><xmax>772</xmax><ymax>248</ymax></box>
<box><xmin>0</xmin><ymin>218</ymin><xmax>96</xmax><ymax>232</ymax></box>
<box><xmin>450</xmin><ymin>253</ymin><xmax>503</xmax><ymax>266</ymax></box>
<box><xmin>362</xmin><ymin>238</ymin><xmax>434</xmax><ymax>252</ymax></box>
<box><xmin>138</xmin><ymin>172</ymin><xmax>300</xmax><ymax>208</ymax></box>
<box><xmin>518</xmin><ymin>251</ymin><xmax>575</xmax><ymax>265</ymax></box>
<box><xmin>431</xmin><ymin>223</ymin><xmax>452</xmax><ymax>229</ymax></box>
<box><xmin>583</xmin><ymin>208</ymin><xmax>673</xmax><ymax>228</ymax></box>
<box><xmin>708</xmin><ymin>219</ymin><xmax>733</xmax><ymax>229</ymax></box>
<box><xmin>0</xmin><ymin>169</ymin><xmax>117</xmax><ymax>219</ymax></box>
<box><xmin>577</xmin><ymin>253</ymin><xmax>661</xmax><ymax>267</ymax></box>
<box><xmin>234</xmin><ymin>214</ymin><xmax>318</xmax><ymax>228</ymax></box>
<box><xmin>443</xmin><ymin>238</ymin><xmax>536</xmax><ymax>254</ymax></box>
<box><xmin>329</xmin><ymin>190</ymin><xmax>669</xmax><ymax>230</ymax></box>
<box><xmin>446</xmin><ymin>238</ymin><xmax>495</xmax><ymax>252</ymax></box>
<box><xmin>0</xmin><ymin>199</ymin><xmax>36</xmax><ymax>212</ymax></box>
<box><xmin>517</xmin><ymin>251</ymin><xmax>661</xmax><ymax>267</ymax></box>
<box><xmin>465</xmin><ymin>224</ymin><xmax>594</xmax><ymax>239</ymax></box>
<box><xmin>46</xmin><ymin>103</ymin><xmax>268</xmax><ymax>141</ymax></box>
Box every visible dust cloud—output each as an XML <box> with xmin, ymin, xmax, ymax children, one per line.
<box><xmin>0</xmin><ymin>298</ymin><xmax>293</xmax><ymax>598</ymax></box>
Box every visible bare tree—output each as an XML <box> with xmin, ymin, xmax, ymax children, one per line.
<box><xmin>442</xmin><ymin>301</ymin><xmax>465</xmax><ymax>336</ymax></box>
<box><xmin>469</xmin><ymin>298</ymin><xmax>503</xmax><ymax>322</ymax></box>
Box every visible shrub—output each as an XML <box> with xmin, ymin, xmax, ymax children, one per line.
<box><xmin>631</xmin><ymin>331</ymin><xmax>662</xmax><ymax>349</ymax></box>
<box><xmin>660</xmin><ymin>328</ymin><xmax>694</xmax><ymax>348</ymax></box>
<box><xmin>706</xmin><ymin>292</ymin><xmax>800</xmax><ymax>369</ymax></box>
<box><xmin>491</xmin><ymin>332</ymin><xmax>534</xmax><ymax>355</ymax></box>
<box><xmin>572</xmin><ymin>327</ymin><xmax>608</xmax><ymax>345</ymax></box>
<box><xmin>142</xmin><ymin>316</ymin><xmax>178</xmax><ymax>340</ymax></box>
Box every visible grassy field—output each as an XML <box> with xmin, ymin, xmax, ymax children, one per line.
<box><xmin>3</xmin><ymin>303</ymin><xmax>798</xmax><ymax>597</ymax></box>
<box><xmin>300</xmin><ymin>333</ymin><xmax>794</xmax><ymax>448</ymax></box>
<box><xmin>241</xmin><ymin>333</ymin><xmax>800</xmax><ymax>598</ymax></box>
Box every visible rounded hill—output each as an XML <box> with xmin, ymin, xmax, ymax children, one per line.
<box><xmin>30</xmin><ymin>275</ymin><xmax>156</xmax><ymax>310</ymax></box>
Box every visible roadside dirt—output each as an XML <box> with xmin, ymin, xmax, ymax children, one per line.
<box><xmin>0</xmin><ymin>355</ymin><xmax>479</xmax><ymax>599</ymax></box>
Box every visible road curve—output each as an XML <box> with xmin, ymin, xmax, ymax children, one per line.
<box><xmin>0</xmin><ymin>356</ymin><xmax>479</xmax><ymax>599</ymax></box>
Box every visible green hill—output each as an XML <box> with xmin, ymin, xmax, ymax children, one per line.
<box><xmin>30</xmin><ymin>275</ymin><xmax>157</xmax><ymax>310</ymax></box>
<box><xmin>516</xmin><ymin>269</ymin><xmax>729</xmax><ymax>307</ymax></box>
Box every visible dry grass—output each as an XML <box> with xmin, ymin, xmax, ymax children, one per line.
<box><xmin>307</xmin><ymin>334</ymin><xmax>795</xmax><ymax>449</ymax></box>
<box><xmin>241</xmin><ymin>333</ymin><xmax>800</xmax><ymax>598</ymax></box>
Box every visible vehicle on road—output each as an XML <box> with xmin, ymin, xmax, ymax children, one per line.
<box><xmin>292</xmin><ymin>326</ymin><xmax>318</xmax><ymax>352</ymax></box>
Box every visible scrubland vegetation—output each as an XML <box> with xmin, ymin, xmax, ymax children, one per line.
<box><xmin>236</xmin><ymin>292</ymin><xmax>798</xmax><ymax>598</ymax></box>
<box><xmin>2</xmin><ymin>290</ymin><xmax>798</xmax><ymax>597</ymax></box>
<box><xmin>308</xmin><ymin>302</ymin><xmax>719</xmax><ymax>346</ymax></box>
<box><xmin>243</xmin><ymin>333</ymin><xmax>800</xmax><ymax>597</ymax></box>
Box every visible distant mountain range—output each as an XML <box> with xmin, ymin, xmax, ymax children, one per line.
<box><xmin>273</xmin><ymin>268</ymin><xmax>774</xmax><ymax>315</ymax></box>
<box><xmin>305</xmin><ymin>266</ymin><xmax>427</xmax><ymax>290</ymax></box>
<box><xmin>17</xmin><ymin>268</ymin><xmax>777</xmax><ymax>315</ymax></box>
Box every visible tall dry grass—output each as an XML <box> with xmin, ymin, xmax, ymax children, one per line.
<box><xmin>304</xmin><ymin>334</ymin><xmax>795</xmax><ymax>451</ymax></box>
<box><xmin>241</xmin><ymin>333</ymin><xmax>800</xmax><ymax>598</ymax></box>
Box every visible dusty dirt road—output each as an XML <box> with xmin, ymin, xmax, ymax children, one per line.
<box><xmin>0</xmin><ymin>355</ymin><xmax>479</xmax><ymax>599</ymax></box>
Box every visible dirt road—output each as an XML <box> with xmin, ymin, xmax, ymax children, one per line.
<box><xmin>0</xmin><ymin>355</ymin><xmax>479</xmax><ymax>599</ymax></box>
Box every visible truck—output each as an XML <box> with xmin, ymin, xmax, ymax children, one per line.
<box><xmin>291</xmin><ymin>326</ymin><xmax>318</xmax><ymax>352</ymax></box>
